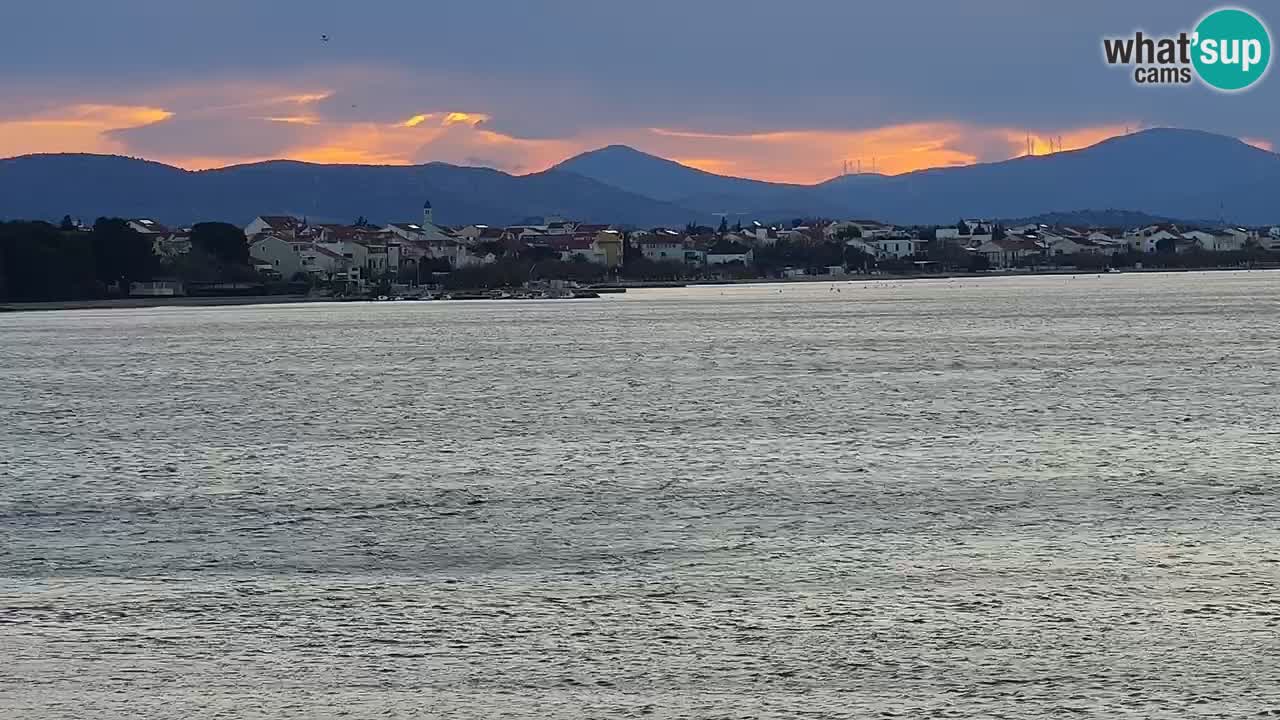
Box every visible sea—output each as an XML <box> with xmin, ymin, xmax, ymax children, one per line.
<box><xmin>2</xmin><ymin>271</ymin><xmax>1279</xmax><ymax>719</ymax></box>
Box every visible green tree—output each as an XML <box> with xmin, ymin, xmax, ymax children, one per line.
<box><xmin>0</xmin><ymin>221</ymin><xmax>99</xmax><ymax>300</ymax></box>
<box><xmin>191</xmin><ymin>222</ymin><xmax>250</xmax><ymax>268</ymax></box>
<box><xmin>90</xmin><ymin>218</ymin><xmax>156</xmax><ymax>291</ymax></box>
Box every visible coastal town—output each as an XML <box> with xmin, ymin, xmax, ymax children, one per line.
<box><xmin>4</xmin><ymin>198</ymin><xmax>1280</xmax><ymax>303</ymax></box>
<box><xmin>161</xmin><ymin>200</ymin><xmax>1280</xmax><ymax>288</ymax></box>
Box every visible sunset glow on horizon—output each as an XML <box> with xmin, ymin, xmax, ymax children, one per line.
<box><xmin>0</xmin><ymin>97</ymin><xmax>1163</xmax><ymax>183</ymax></box>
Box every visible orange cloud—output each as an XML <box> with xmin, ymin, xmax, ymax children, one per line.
<box><xmin>442</xmin><ymin>112</ymin><xmax>488</xmax><ymax>127</ymax></box>
<box><xmin>644</xmin><ymin>122</ymin><xmax>1134</xmax><ymax>182</ymax></box>
<box><xmin>273</xmin><ymin>118</ymin><xmax>1138</xmax><ymax>183</ymax></box>
<box><xmin>0</xmin><ymin>104</ymin><xmax>172</xmax><ymax>158</ymax></box>
<box><xmin>281</xmin><ymin>112</ymin><xmax>570</xmax><ymax>170</ymax></box>
<box><xmin>0</xmin><ymin>97</ymin><xmax>1144</xmax><ymax>184</ymax></box>
<box><xmin>648</xmin><ymin>123</ymin><xmax>979</xmax><ymax>181</ymax></box>
<box><xmin>261</xmin><ymin>115</ymin><xmax>321</xmax><ymax>126</ymax></box>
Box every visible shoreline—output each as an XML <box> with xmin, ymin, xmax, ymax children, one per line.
<box><xmin>3</xmin><ymin>265</ymin><xmax>1275</xmax><ymax>313</ymax></box>
<box><xmin>0</xmin><ymin>294</ymin><xmax>326</xmax><ymax>312</ymax></box>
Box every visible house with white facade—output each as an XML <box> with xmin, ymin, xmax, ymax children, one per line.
<box><xmin>249</xmin><ymin>235</ymin><xmax>307</xmax><ymax>278</ymax></box>
<box><xmin>843</xmin><ymin>237</ymin><xmax>879</xmax><ymax>257</ymax></box>
<box><xmin>825</xmin><ymin>220</ymin><xmax>894</xmax><ymax>240</ymax></box>
<box><xmin>538</xmin><ymin>231</ymin><xmax>624</xmax><ymax>268</ymax></box>
<box><xmin>1206</xmin><ymin>231</ymin><xmax>1247</xmax><ymax>252</ymax></box>
<box><xmin>1224</xmin><ymin>227</ymin><xmax>1254</xmax><ymax>247</ymax></box>
<box><xmin>936</xmin><ymin>220</ymin><xmax>993</xmax><ymax>248</ymax></box>
<box><xmin>1179</xmin><ymin>230</ymin><xmax>1246</xmax><ymax>252</ymax></box>
<box><xmin>705</xmin><ymin>240</ymin><xmax>753</xmax><ymax>266</ymax></box>
<box><xmin>1085</xmin><ymin>233</ymin><xmax>1128</xmax><ymax>255</ymax></box>
<box><xmin>402</xmin><ymin>237</ymin><xmax>487</xmax><ymax>269</ymax></box>
<box><xmin>541</xmin><ymin>236</ymin><xmax>608</xmax><ymax>265</ymax></box>
<box><xmin>1042</xmin><ymin>231</ymin><xmax>1093</xmax><ymax>256</ymax></box>
<box><xmin>244</xmin><ymin>215</ymin><xmax>307</xmax><ymax>239</ymax></box>
<box><xmin>638</xmin><ymin>231</ymin><xmax>692</xmax><ymax>263</ymax></box>
<box><xmin>385</xmin><ymin>222</ymin><xmax>453</xmax><ymax>243</ymax></box>
<box><xmin>741</xmin><ymin>223</ymin><xmax>779</xmax><ymax>246</ymax></box>
<box><xmin>299</xmin><ymin>245</ymin><xmax>353</xmax><ymax>278</ymax></box>
<box><xmin>976</xmin><ymin>236</ymin><xmax>1042</xmax><ymax>267</ymax></box>
<box><xmin>872</xmin><ymin>234</ymin><xmax>923</xmax><ymax>259</ymax></box>
<box><xmin>1125</xmin><ymin>225</ymin><xmax>1185</xmax><ymax>253</ymax></box>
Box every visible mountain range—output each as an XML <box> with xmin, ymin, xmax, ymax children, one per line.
<box><xmin>1</xmin><ymin>128</ymin><xmax>1277</xmax><ymax>227</ymax></box>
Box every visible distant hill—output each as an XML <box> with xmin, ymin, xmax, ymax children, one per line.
<box><xmin>2</xmin><ymin>128</ymin><xmax>1279</xmax><ymax>227</ymax></box>
<box><xmin>554</xmin><ymin>145</ymin><xmax>851</xmax><ymax>220</ymax></box>
<box><xmin>554</xmin><ymin>145</ymin><xmax>786</xmax><ymax>202</ymax></box>
<box><xmin>563</xmin><ymin>129</ymin><xmax>1280</xmax><ymax>226</ymax></box>
<box><xmin>0</xmin><ymin>154</ymin><xmax>707</xmax><ymax>227</ymax></box>
<box><xmin>810</xmin><ymin>128</ymin><xmax>1280</xmax><ymax>225</ymax></box>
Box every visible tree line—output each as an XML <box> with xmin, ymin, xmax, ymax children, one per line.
<box><xmin>0</xmin><ymin>219</ymin><xmax>251</xmax><ymax>301</ymax></box>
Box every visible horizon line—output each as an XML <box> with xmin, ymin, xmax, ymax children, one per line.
<box><xmin>5</xmin><ymin>126</ymin><xmax>1261</xmax><ymax>186</ymax></box>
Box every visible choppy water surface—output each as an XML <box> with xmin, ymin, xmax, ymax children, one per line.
<box><xmin>3</xmin><ymin>272</ymin><xmax>1280</xmax><ymax>719</ymax></box>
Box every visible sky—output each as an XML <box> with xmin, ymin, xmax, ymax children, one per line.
<box><xmin>2</xmin><ymin>1</ymin><xmax>1275</xmax><ymax>183</ymax></box>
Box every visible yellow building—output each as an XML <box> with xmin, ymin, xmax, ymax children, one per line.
<box><xmin>594</xmin><ymin>230</ymin><xmax>625</xmax><ymax>268</ymax></box>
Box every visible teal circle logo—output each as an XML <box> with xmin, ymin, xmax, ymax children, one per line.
<box><xmin>1193</xmin><ymin>8</ymin><xmax>1271</xmax><ymax>91</ymax></box>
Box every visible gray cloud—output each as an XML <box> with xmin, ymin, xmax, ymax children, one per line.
<box><xmin>2</xmin><ymin>0</ymin><xmax>1276</xmax><ymax>161</ymax></box>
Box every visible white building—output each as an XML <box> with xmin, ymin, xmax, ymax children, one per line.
<box><xmin>638</xmin><ymin>232</ymin><xmax>690</xmax><ymax>262</ymax></box>
<box><xmin>743</xmin><ymin>224</ymin><xmax>779</xmax><ymax>246</ymax></box>
<box><xmin>844</xmin><ymin>237</ymin><xmax>879</xmax><ymax>257</ymax></box>
<box><xmin>976</xmin><ymin>236</ymin><xmax>1042</xmax><ymax>267</ymax></box>
<box><xmin>384</xmin><ymin>200</ymin><xmax>455</xmax><ymax>243</ymax></box>
<box><xmin>404</xmin><ymin>238</ymin><xmax>487</xmax><ymax>269</ymax></box>
<box><xmin>705</xmin><ymin>240</ymin><xmax>754</xmax><ymax>265</ymax></box>
<box><xmin>1125</xmin><ymin>225</ymin><xmax>1184</xmax><ymax>253</ymax></box>
<box><xmin>244</xmin><ymin>215</ymin><xmax>307</xmax><ymax>239</ymax></box>
<box><xmin>1043</xmin><ymin>232</ymin><xmax>1093</xmax><ymax>256</ymax></box>
<box><xmin>873</xmin><ymin>235</ymin><xmax>922</xmax><ymax>259</ymax></box>
<box><xmin>249</xmin><ymin>235</ymin><xmax>306</xmax><ymax>278</ymax></box>
<box><xmin>825</xmin><ymin>220</ymin><xmax>894</xmax><ymax>240</ymax></box>
<box><xmin>300</xmin><ymin>245</ymin><xmax>352</xmax><ymax>278</ymax></box>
